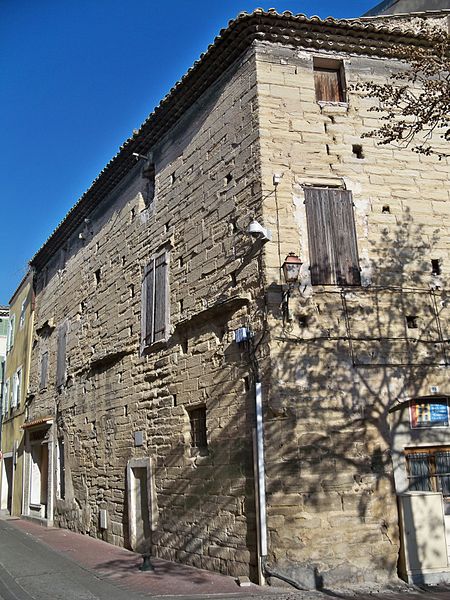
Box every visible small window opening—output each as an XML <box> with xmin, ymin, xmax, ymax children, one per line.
<box><xmin>314</xmin><ymin>58</ymin><xmax>345</xmax><ymax>102</ymax></box>
<box><xmin>243</xmin><ymin>376</ymin><xmax>250</xmax><ymax>392</ymax></box>
<box><xmin>382</xmin><ymin>205</ymin><xmax>391</xmax><ymax>214</ymax></box>
<box><xmin>188</xmin><ymin>406</ymin><xmax>207</xmax><ymax>449</ymax></box>
<box><xmin>94</xmin><ymin>269</ymin><xmax>101</xmax><ymax>285</ymax></box>
<box><xmin>128</xmin><ymin>326</ymin><xmax>133</xmax><ymax>336</ymax></box>
<box><xmin>180</xmin><ymin>337</ymin><xmax>188</xmax><ymax>354</ymax></box>
<box><xmin>170</xmin><ymin>172</ymin><xmax>176</xmax><ymax>185</ymax></box>
<box><xmin>165</xmin><ymin>222</ymin><xmax>170</xmax><ymax>233</ymax></box>
<box><xmin>179</xmin><ymin>256</ymin><xmax>184</xmax><ymax>268</ymax></box>
<box><xmin>123</xmin><ymin>404</ymin><xmax>128</xmax><ymax>416</ymax></box>
<box><xmin>406</xmin><ymin>315</ymin><xmax>418</xmax><ymax>329</ymax></box>
<box><xmin>118</xmin><ymin>372</ymin><xmax>122</xmax><ymax>383</ymax></box>
<box><xmin>122</xmin><ymin>256</ymin><xmax>126</xmax><ymax>266</ymax></box>
<box><xmin>298</xmin><ymin>315</ymin><xmax>308</xmax><ymax>327</ymax></box>
<box><xmin>130</xmin><ymin>207</ymin><xmax>136</xmax><ymax>222</ymax></box>
<box><xmin>173</xmin><ymin>394</ymin><xmax>177</xmax><ymax>407</ymax></box>
<box><xmin>142</xmin><ymin>163</ymin><xmax>155</xmax><ymax>207</ymax></box>
<box><xmin>432</xmin><ymin>259</ymin><xmax>441</xmax><ymax>276</ymax></box>
<box><xmin>129</xmin><ymin>284</ymin><xmax>135</xmax><ymax>298</ymax></box>
<box><xmin>230</xmin><ymin>271</ymin><xmax>237</xmax><ymax>287</ymax></box>
<box><xmin>352</xmin><ymin>144</ymin><xmax>364</xmax><ymax>159</ymax></box>
<box><xmin>179</xmin><ymin>299</ymin><xmax>184</xmax><ymax>313</ymax></box>
<box><xmin>225</xmin><ymin>173</ymin><xmax>233</xmax><ymax>185</ymax></box>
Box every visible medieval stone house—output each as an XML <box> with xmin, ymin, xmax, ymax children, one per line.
<box><xmin>19</xmin><ymin>9</ymin><xmax>450</xmax><ymax>588</ymax></box>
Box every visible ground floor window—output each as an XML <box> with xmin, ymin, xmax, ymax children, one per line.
<box><xmin>406</xmin><ymin>447</ymin><xmax>450</xmax><ymax>497</ymax></box>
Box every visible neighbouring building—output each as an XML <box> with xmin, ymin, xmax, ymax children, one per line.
<box><xmin>0</xmin><ymin>273</ymin><xmax>34</xmax><ymax>516</ymax></box>
<box><xmin>0</xmin><ymin>305</ymin><xmax>9</xmax><ymax>447</ymax></box>
<box><xmin>363</xmin><ymin>0</ymin><xmax>450</xmax><ymax>17</ymax></box>
<box><xmin>13</xmin><ymin>8</ymin><xmax>450</xmax><ymax>589</ymax></box>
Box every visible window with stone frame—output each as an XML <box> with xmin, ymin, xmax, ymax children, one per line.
<box><xmin>141</xmin><ymin>251</ymin><xmax>170</xmax><ymax>353</ymax></box>
<box><xmin>40</xmin><ymin>351</ymin><xmax>49</xmax><ymax>391</ymax></box>
<box><xmin>304</xmin><ymin>187</ymin><xmax>361</xmax><ymax>286</ymax></box>
<box><xmin>56</xmin><ymin>321</ymin><xmax>68</xmax><ymax>389</ymax></box>
<box><xmin>188</xmin><ymin>406</ymin><xmax>207</xmax><ymax>450</ymax></box>
<box><xmin>313</xmin><ymin>57</ymin><xmax>346</xmax><ymax>103</ymax></box>
<box><xmin>405</xmin><ymin>447</ymin><xmax>450</xmax><ymax>498</ymax></box>
<box><xmin>142</xmin><ymin>162</ymin><xmax>156</xmax><ymax>208</ymax></box>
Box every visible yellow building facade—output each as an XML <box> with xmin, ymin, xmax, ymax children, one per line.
<box><xmin>0</xmin><ymin>272</ymin><xmax>34</xmax><ymax>516</ymax></box>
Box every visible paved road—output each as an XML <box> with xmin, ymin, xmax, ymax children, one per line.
<box><xmin>0</xmin><ymin>520</ymin><xmax>152</xmax><ymax>600</ymax></box>
<box><xmin>1</xmin><ymin>519</ymin><xmax>450</xmax><ymax>600</ymax></box>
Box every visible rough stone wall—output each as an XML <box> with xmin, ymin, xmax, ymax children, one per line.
<box><xmin>255</xmin><ymin>40</ymin><xmax>450</xmax><ymax>586</ymax></box>
<box><xmin>29</xmin><ymin>46</ymin><xmax>265</xmax><ymax>578</ymax></box>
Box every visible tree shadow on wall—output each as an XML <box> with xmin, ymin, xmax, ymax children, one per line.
<box><xmin>261</xmin><ymin>207</ymin><xmax>449</xmax><ymax>588</ymax></box>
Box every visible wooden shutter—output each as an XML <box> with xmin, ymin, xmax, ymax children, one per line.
<box><xmin>305</xmin><ymin>188</ymin><xmax>334</xmax><ymax>285</ymax></box>
<box><xmin>142</xmin><ymin>261</ymin><xmax>155</xmax><ymax>348</ymax></box>
<box><xmin>329</xmin><ymin>189</ymin><xmax>361</xmax><ymax>286</ymax></box>
<box><xmin>314</xmin><ymin>67</ymin><xmax>344</xmax><ymax>102</ymax></box>
<box><xmin>40</xmin><ymin>351</ymin><xmax>49</xmax><ymax>390</ymax></box>
<box><xmin>305</xmin><ymin>188</ymin><xmax>360</xmax><ymax>286</ymax></box>
<box><xmin>153</xmin><ymin>252</ymin><xmax>168</xmax><ymax>342</ymax></box>
<box><xmin>141</xmin><ymin>251</ymin><xmax>169</xmax><ymax>351</ymax></box>
<box><xmin>56</xmin><ymin>322</ymin><xmax>68</xmax><ymax>388</ymax></box>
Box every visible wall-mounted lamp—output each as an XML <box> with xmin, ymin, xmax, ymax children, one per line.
<box><xmin>282</xmin><ymin>253</ymin><xmax>302</xmax><ymax>284</ymax></box>
<box><xmin>247</xmin><ymin>220</ymin><xmax>272</xmax><ymax>243</ymax></box>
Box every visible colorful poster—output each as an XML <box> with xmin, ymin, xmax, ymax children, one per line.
<box><xmin>410</xmin><ymin>400</ymin><xmax>449</xmax><ymax>428</ymax></box>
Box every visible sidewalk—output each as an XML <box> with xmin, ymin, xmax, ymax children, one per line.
<box><xmin>5</xmin><ymin>517</ymin><xmax>280</xmax><ymax>598</ymax></box>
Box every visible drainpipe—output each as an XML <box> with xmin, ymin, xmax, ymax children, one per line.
<box><xmin>253</xmin><ymin>381</ymin><xmax>268</xmax><ymax>585</ymax></box>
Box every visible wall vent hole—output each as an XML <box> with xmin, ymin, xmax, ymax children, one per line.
<box><xmin>406</xmin><ymin>316</ymin><xmax>418</xmax><ymax>329</ymax></box>
<box><xmin>431</xmin><ymin>259</ymin><xmax>441</xmax><ymax>276</ymax></box>
<box><xmin>352</xmin><ymin>144</ymin><xmax>364</xmax><ymax>159</ymax></box>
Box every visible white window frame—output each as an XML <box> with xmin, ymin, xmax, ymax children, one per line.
<box><xmin>7</xmin><ymin>314</ymin><xmax>15</xmax><ymax>352</ymax></box>
<box><xmin>2</xmin><ymin>379</ymin><xmax>10</xmax><ymax>415</ymax></box>
<box><xmin>19</xmin><ymin>300</ymin><xmax>26</xmax><ymax>329</ymax></box>
<box><xmin>11</xmin><ymin>366</ymin><xmax>22</xmax><ymax>409</ymax></box>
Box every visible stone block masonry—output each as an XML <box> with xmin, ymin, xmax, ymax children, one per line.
<box><xmin>20</xmin><ymin>10</ymin><xmax>450</xmax><ymax>590</ymax></box>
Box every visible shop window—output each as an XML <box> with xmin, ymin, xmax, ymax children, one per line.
<box><xmin>304</xmin><ymin>187</ymin><xmax>360</xmax><ymax>286</ymax></box>
<box><xmin>406</xmin><ymin>447</ymin><xmax>450</xmax><ymax>498</ymax></box>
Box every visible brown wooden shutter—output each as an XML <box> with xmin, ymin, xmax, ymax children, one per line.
<box><xmin>40</xmin><ymin>351</ymin><xmax>49</xmax><ymax>390</ymax></box>
<box><xmin>314</xmin><ymin>67</ymin><xmax>343</xmax><ymax>102</ymax></box>
<box><xmin>141</xmin><ymin>261</ymin><xmax>155</xmax><ymax>347</ymax></box>
<box><xmin>141</xmin><ymin>251</ymin><xmax>169</xmax><ymax>351</ymax></box>
<box><xmin>56</xmin><ymin>322</ymin><xmax>67</xmax><ymax>388</ymax></box>
<box><xmin>305</xmin><ymin>188</ymin><xmax>334</xmax><ymax>285</ymax></box>
<box><xmin>153</xmin><ymin>252</ymin><xmax>168</xmax><ymax>342</ymax></box>
<box><xmin>305</xmin><ymin>188</ymin><xmax>360</xmax><ymax>286</ymax></box>
<box><xmin>329</xmin><ymin>189</ymin><xmax>361</xmax><ymax>286</ymax></box>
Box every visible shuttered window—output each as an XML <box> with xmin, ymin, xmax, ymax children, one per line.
<box><xmin>305</xmin><ymin>187</ymin><xmax>360</xmax><ymax>286</ymax></box>
<box><xmin>40</xmin><ymin>351</ymin><xmax>49</xmax><ymax>391</ymax></box>
<box><xmin>56</xmin><ymin>322</ymin><xmax>68</xmax><ymax>388</ymax></box>
<box><xmin>141</xmin><ymin>251</ymin><xmax>169</xmax><ymax>352</ymax></box>
<box><xmin>314</xmin><ymin>60</ymin><xmax>345</xmax><ymax>103</ymax></box>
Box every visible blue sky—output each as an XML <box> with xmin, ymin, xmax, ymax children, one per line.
<box><xmin>0</xmin><ymin>0</ymin><xmax>376</xmax><ymax>305</ymax></box>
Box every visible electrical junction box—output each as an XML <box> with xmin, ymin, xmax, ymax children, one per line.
<box><xmin>99</xmin><ymin>509</ymin><xmax>108</xmax><ymax>530</ymax></box>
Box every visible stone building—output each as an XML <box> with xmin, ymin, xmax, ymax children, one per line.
<box><xmin>18</xmin><ymin>9</ymin><xmax>450</xmax><ymax>588</ymax></box>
